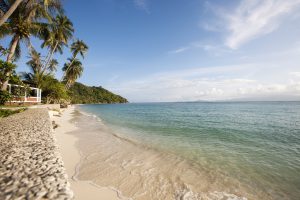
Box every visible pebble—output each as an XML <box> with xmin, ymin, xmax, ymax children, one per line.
<box><xmin>0</xmin><ymin>109</ymin><xmax>73</xmax><ymax>199</ymax></box>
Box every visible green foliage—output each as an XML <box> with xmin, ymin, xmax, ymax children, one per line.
<box><xmin>41</xmin><ymin>14</ymin><xmax>74</xmax><ymax>54</ymax></box>
<box><xmin>62</xmin><ymin>39</ymin><xmax>88</xmax><ymax>89</ymax></box>
<box><xmin>0</xmin><ymin>60</ymin><xmax>17</xmax><ymax>88</ymax></box>
<box><xmin>22</xmin><ymin>48</ymin><xmax>57</xmax><ymax>88</ymax></box>
<box><xmin>68</xmin><ymin>82</ymin><xmax>128</xmax><ymax>104</ymax></box>
<box><xmin>0</xmin><ymin>90</ymin><xmax>11</xmax><ymax>105</ymax></box>
<box><xmin>9</xmin><ymin>84</ymin><xmax>31</xmax><ymax>101</ymax></box>
<box><xmin>0</xmin><ymin>45</ymin><xmax>9</xmax><ymax>57</ymax></box>
<box><xmin>70</xmin><ymin>39</ymin><xmax>88</xmax><ymax>59</ymax></box>
<box><xmin>9</xmin><ymin>72</ymin><xmax>23</xmax><ymax>85</ymax></box>
<box><xmin>40</xmin><ymin>75</ymin><xmax>68</xmax><ymax>104</ymax></box>
<box><xmin>0</xmin><ymin>108</ymin><xmax>27</xmax><ymax>118</ymax></box>
<box><xmin>63</xmin><ymin>58</ymin><xmax>83</xmax><ymax>89</ymax></box>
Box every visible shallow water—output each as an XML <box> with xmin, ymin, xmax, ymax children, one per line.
<box><xmin>77</xmin><ymin>102</ymin><xmax>300</xmax><ymax>200</ymax></box>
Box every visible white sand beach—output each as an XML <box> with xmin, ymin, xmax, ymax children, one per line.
<box><xmin>51</xmin><ymin>106</ymin><xmax>253</xmax><ymax>200</ymax></box>
<box><xmin>53</xmin><ymin>106</ymin><xmax>123</xmax><ymax>200</ymax></box>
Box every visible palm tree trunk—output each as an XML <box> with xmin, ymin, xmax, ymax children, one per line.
<box><xmin>7</xmin><ymin>36</ymin><xmax>19</xmax><ymax>63</ymax></box>
<box><xmin>44</xmin><ymin>42</ymin><xmax>58</xmax><ymax>70</ymax></box>
<box><xmin>0</xmin><ymin>0</ymin><xmax>23</xmax><ymax>27</ymax></box>
<box><xmin>65</xmin><ymin>81</ymin><xmax>73</xmax><ymax>90</ymax></box>
<box><xmin>65</xmin><ymin>82</ymin><xmax>69</xmax><ymax>90</ymax></box>
<box><xmin>61</xmin><ymin>53</ymin><xmax>77</xmax><ymax>82</ymax></box>
<box><xmin>1</xmin><ymin>35</ymin><xmax>19</xmax><ymax>91</ymax></box>
<box><xmin>43</xmin><ymin>47</ymin><xmax>52</xmax><ymax>66</ymax></box>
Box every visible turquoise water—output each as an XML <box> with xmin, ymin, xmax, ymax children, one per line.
<box><xmin>80</xmin><ymin>102</ymin><xmax>300</xmax><ymax>199</ymax></box>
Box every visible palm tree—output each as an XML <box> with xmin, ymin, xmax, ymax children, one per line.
<box><xmin>0</xmin><ymin>0</ymin><xmax>62</xmax><ymax>27</ymax></box>
<box><xmin>61</xmin><ymin>39</ymin><xmax>88</xmax><ymax>81</ymax></box>
<box><xmin>0</xmin><ymin>0</ymin><xmax>23</xmax><ymax>27</ymax></box>
<box><xmin>42</xmin><ymin>14</ymin><xmax>74</xmax><ymax>70</ymax></box>
<box><xmin>0</xmin><ymin>3</ymin><xmax>48</xmax><ymax>90</ymax></box>
<box><xmin>62</xmin><ymin>58</ymin><xmax>83</xmax><ymax>89</ymax></box>
<box><xmin>70</xmin><ymin>39</ymin><xmax>88</xmax><ymax>60</ymax></box>
<box><xmin>22</xmin><ymin>48</ymin><xmax>57</xmax><ymax>88</ymax></box>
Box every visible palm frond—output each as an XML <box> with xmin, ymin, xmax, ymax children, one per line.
<box><xmin>48</xmin><ymin>59</ymin><xmax>58</xmax><ymax>72</ymax></box>
<box><xmin>70</xmin><ymin>39</ymin><xmax>89</xmax><ymax>59</ymax></box>
<box><xmin>0</xmin><ymin>23</ymin><xmax>11</xmax><ymax>38</ymax></box>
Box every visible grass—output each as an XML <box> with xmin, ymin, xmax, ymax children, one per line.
<box><xmin>0</xmin><ymin>108</ymin><xmax>27</xmax><ymax>118</ymax></box>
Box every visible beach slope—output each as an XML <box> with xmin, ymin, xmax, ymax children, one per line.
<box><xmin>54</xmin><ymin>106</ymin><xmax>123</xmax><ymax>200</ymax></box>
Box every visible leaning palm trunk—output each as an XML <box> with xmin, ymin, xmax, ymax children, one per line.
<box><xmin>1</xmin><ymin>35</ymin><xmax>19</xmax><ymax>91</ymax></box>
<box><xmin>6</xmin><ymin>35</ymin><xmax>19</xmax><ymax>62</ymax></box>
<box><xmin>65</xmin><ymin>80</ymin><xmax>73</xmax><ymax>90</ymax></box>
<box><xmin>60</xmin><ymin>65</ymin><xmax>68</xmax><ymax>82</ymax></box>
<box><xmin>0</xmin><ymin>0</ymin><xmax>23</xmax><ymax>27</ymax></box>
<box><xmin>43</xmin><ymin>42</ymin><xmax>58</xmax><ymax>70</ymax></box>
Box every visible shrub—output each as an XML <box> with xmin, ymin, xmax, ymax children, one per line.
<box><xmin>41</xmin><ymin>75</ymin><xmax>69</xmax><ymax>104</ymax></box>
<box><xmin>0</xmin><ymin>108</ymin><xmax>27</xmax><ymax>118</ymax></box>
<box><xmin>0</xmin><ymin>90</ymin><xmax>11</xmax><ymax>105</ymax></box>
<box><xmin>0</xmin><ymin>60</ymin><xmax>17</xmax><ymax>89</ymax></box>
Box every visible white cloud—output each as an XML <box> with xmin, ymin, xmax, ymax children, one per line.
<box><xmin>290</xmin><ymin>72</ymin><xmax>300</xmax><ymax>78</ymax></box>
<box><xmin>204</xmin><ymin>0</ymin><xmax>300</xmax><ymax>49</ymax></box>
<box><xmin>224</xmin><ymin>0</ymin><xmax>300</xmax><ymax>49</ymax></box>
<box><xmin>107</xmin><ymin>64</ymin><xmax>300</xmax><ymax>102</ymax></box>
<box><xmin>168</xmin><ymin>42</ymin><xmax>231</xmax><ymax>56</ymax></box>
<box><xmin>168</xmin><ymin>47</ymin><xmax>190</xmax><ymax>54</ymax></box>
<box><xmin>134</xmin><ymin>0</ymin><xmax>149</xmax><ymax>13</ymax></box>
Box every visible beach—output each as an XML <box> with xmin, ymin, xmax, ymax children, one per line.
<box><xmin>55</xmin><ymin>102</ymin><xmax>299</xmax><ymax>200</ymax></box>
<box><xmin>1</xmin><ymin>0</ymin><xmax>299</xmax><ymax>199</ymax></box>
<box><xmin>53</xmin><ymin>106</ymin><xmax>125</xmax><ymax>200</ymax></box>
<box><xmin>1</xmin><ymin>102</ymin><xmax>298</xmax><ymax>200</ymax></box>
<box><xmin>53</xmin><ymin>105</ymin><xmax>252</xmax><ymax>200</ymax></box>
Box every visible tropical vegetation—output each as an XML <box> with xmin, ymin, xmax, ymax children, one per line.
<box><xmin>0</xmin><ymin>0</ymin><xmax>127</xmax><ymax>105</ymax></box>
<box><xmin>69</xmin><ymin>82</ymin><xmax>128</xmax><ymax>104</ymax></box>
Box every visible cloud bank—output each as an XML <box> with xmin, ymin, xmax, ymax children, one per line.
<box><xmin>108</xmin><ymin>64</ymin><xmax>300</xmax><ymax>102</ymax></box>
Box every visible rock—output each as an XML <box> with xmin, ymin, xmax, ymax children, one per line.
<box><xmin>0</xmin><ymin>109</ymin><xmax>73</xmax><ymax>200</ymax></box>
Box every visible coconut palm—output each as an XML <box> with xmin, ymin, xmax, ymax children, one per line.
<box><xmin>0</xmin><ymin>0</ymin><xmax>62</xmax><ymax>27</ymax></box>
<box><xmin>0</xmin><ymin>0</ymin><xmax>23</xmax><ymax>27</ymax></box>
<box><xmin>62</xmin><ymin>58</ymin><xmax>83</xmax><ymax>89</ymax></box>
<box><xmin>61</xmin><ymin>39</ymin><xmax>88</xmax><ymax>81</ymax></box>
<box><xmin>22</xmin><ymin>48</ymin><xmax>57</xmax><ymax>88</ymax></box>
<box><xmin>42</xmin><ymin>14</ymin><xmax>74</xmax><ymax>69</ymax></box>
<box><xmin>0</xmin><ymin>3</ymin><xmax>48</xmax><ymax>90</ymax></box>
<box><xmin>70</xmin><ymin>39</ymin><xmax>88</xmax><ymax>60</ymax></box>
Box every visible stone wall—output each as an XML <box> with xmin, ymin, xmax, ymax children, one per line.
<box><xmin>0</xmin><ymin>109</ymin><xmax>73</xmax><ymax>200</ymax></box>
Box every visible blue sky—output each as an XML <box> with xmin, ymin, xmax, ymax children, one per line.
<box><xmin>2</xmin><ymin>0</ymin><xmax>300</xmax><ymax>102</ymax></box>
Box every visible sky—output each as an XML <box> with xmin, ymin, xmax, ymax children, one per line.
<box><xmin>2</xmin><ymin>0</ymin><xmax>300</xmax><ymax>102</ymax></box>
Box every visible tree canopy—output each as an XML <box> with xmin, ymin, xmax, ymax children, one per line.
<box><xmin>68</xmin><ymin>82</ymin><xmax>128</xmax><ymax>104</ymax></box>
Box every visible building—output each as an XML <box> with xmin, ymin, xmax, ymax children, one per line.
<box><xmin>7</xmin><ymin>84</ymin><xmax>42</xmax><ymax>104</ymax></box>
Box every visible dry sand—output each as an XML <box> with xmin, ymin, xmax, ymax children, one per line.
<box><xmin>53</xmin><ymin>106</ymin><xmax>123</xmax><ymax>200</ymax></box>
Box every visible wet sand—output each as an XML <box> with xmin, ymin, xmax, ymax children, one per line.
<box><xmin>54</xmin><ymin>106</ymin><xmax>126</xmax><ymax>200</ymax></box>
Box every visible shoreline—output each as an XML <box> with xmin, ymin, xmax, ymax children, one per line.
<box><xmin>1</xmin><ymin>103</ymin><xmax>295</xmax><ymax>199</ymax></box>
<box><xmin>60</xmin><ymin>106</ymin><xmax>255</xmax><ymax>200</ymax></box>
<box><xmin>53</xmin><ymin>106</ymin><xmax>126</xmax><ymax>200</ymax></box>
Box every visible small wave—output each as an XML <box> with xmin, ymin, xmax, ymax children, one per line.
<box><xmin>176</xmin><ymin>188</ymin><xmax>247</xmax><ymax>200</ymax></box>
<box><xmin>73</xmin><ymin>106</ymin><xmax>252</xmax><ymax>200</ymax></box>
<box><xmin>76</xmin><ymin>108</ymin><xmax>103</xmax><ymax>122</ymax></box>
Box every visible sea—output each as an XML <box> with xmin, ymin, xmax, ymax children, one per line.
<box><xmin>76</xmin><ymin>102</ymin><xmax>300</xmax><ymax>200</ymax></box>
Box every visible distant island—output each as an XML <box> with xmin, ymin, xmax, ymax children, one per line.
<box><xmin>69</xmin><ymin>82</ymin><xmax>128</xmax><ymax>104</ymax></box>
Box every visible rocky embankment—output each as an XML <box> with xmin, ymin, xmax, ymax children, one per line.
<box><xmin>0</xmin><ymin>108</ymin><xmax>73</xmax><ymax>200</ymax></box>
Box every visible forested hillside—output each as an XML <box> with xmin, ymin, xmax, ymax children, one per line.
<box><xmin>68</xmin><ymin>82</ymin><xmax>128</xmax><ymax>104</ymax></box>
